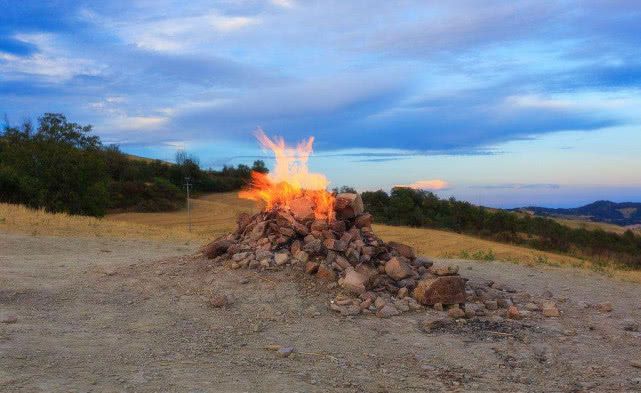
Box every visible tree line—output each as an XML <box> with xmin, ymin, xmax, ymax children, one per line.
<box><xmin>0</xmin><ymin>113</ymin><xmax>266</xmax><ymax>216</ymax></box>
<box><xmin>361</xmin><ymin>187</ymin><xmax>641</xmax><ymax>269</ymax></box>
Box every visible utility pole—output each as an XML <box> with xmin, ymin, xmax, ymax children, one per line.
<box><xmin>184</xmin><ymin>176</ymin><xmax>192</xmax><ymax>232</ymax></box>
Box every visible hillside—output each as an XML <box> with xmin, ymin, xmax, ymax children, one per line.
<box><xmin>515</xmin><ymin>200</ymin><xmax>641</xmax><ymax>226</ymax></box>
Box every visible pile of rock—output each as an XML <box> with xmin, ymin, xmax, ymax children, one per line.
<box><xmin>202</xmin><ymin>192</ymin><xmax>468</xmax><ymax>316</ymax></box>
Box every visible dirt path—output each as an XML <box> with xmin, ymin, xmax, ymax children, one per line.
<box><xmin>2</xmin><ymin>231</ymin><xmax>641</xmax><ymax>392</ymax></box>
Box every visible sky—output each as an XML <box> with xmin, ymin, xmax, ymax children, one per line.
<box><xmin>1</xmin><ymin>0</ymin><xmax>641</xmax><ymax>208</ymax></box>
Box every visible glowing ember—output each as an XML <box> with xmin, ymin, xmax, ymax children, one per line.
<box><xmin>239</xmin><ymin>129</ymin><xmax>335</xmax><ymax>221</ymax></box>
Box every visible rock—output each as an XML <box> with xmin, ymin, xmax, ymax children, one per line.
<box><xmin>274</xmin><ymin>253</ymin><xmax>289</xmax><ymax>266</ymax></box>
<box><xmin>385</xmin><ymin>257</ymin><xmax>414</xmax><ymax>281</ymax></box>
<box><xmin>202</xmin><ymin>238</ymin><xmax>234</xmax><ymax>258</ymax></box>
<box><xmin>484</xmin><ymin>300</ymin><xmax>498</xmax><ymax>310</ymax></box>
<box><xmin>497</xmin><ymin>298</ymin><xmax>513</xmax><ymax>309</ymax></box>
<box><xmin>324</xmin><ymin>238</ymin><xmax>347</xmax><ymax>252</ymax></box>
<box><xmin>232</xmin><ymin>252</ymin><xmax>250</xmax><ymax>262</ymax></box>
<box><xmin>507</xmin><ymin>305</ymin><xmax>521</xmax><ymax>319</ymax></box>
<box><xmin>511</xmin><ymin>292</ymin><xmax>531</xmax><ymax>304</ymax></box>
<box><xmin>295</xmin><ymin>250</ymin><xmax>310</xmax><ymax>263</ymax></box>
<box><xmin>524</xmin><ymin>302</ymin><xmax>540</xmax><ymax>311</ymax></box>
<box><xmin>303</xmin><ymin>239</ymin><xmax>323</xmax><ymax>254</ymax></box>
<box><xmin>623</xmin><ymin>319</ymin><xmax>640</xmax><ymax>332</ymax></box>
<box><xmin>277</xmin><ymin>347</ymin><xmax>295</xmax><ymax>358</ymax></box>
<box><xmin>413</xmin><ymin>276</ymin><xmax>466</xmax><ymax>306</ymax></box>
<box><xmin>430</xmin><ymin>265</ymin><xmax>459</xmax><ymax>276</ymax></box>
<box><xmin>447</xmin><ymin>305</ymin><xmax>466</xmax><ymax>319</ymax></box>
<box><xmin>464</xmin><ymin>304</ymin><xmax>478</xmax><ymax>318</ymax></box>
<box><xmin>334</xmin><ymin>193</ymin><xmax>364</xmax><ymax>219</ymax></box>
<box><xmin>0</xmin><ymin>313</ymin><xmax>17</xmax><ymax>324</ymax></box>
<box><xmin>542</xmin><ymin>290</ymin><xmax>553</xmax><ymax>299</ymax></box>
<box><xmin>376</xmin><ymin>303</ymin><xmax>400</xmax><ymax>318</ymax></box>
<box><xmin>631</xmin><ymin>360</ymin><xmax>641</xmax><ymax>369</ymax></box>
<box><xmin>340</xmin><ymin>268</ymin><xmax>367</xmax><ymax>295</ymax></box>
<box><xmin>354</xmin><ymin>213</ymin><xmax>373</xmax><ymax>228</ymax></box>
<box><xmin>290</xmin><ymin>197</ymin><xmax>315</xmax><ymax>221</ymax></box>
<box><xmin>542</xmin><ymin>301</ymin><xmax>560</xmax><ymax>317</ymax></box>
<box><xmin>420</xmin><ymin>318</ymin><xmax>452</xmax><ymax>332</ymax></box>
<box><xmin>388</xmin><ymin>241</ymin><xmax>416</xmax><ymax>259</ymax></box>
<box><xmin>305</xmin><ymin>261</ymin><xmax>319</xmax><ymax>274</ymax></box>
<box><xmin>374</xmin><ymin>296</ymin><xmax>387</xmax><ymax>309</ymax></box>
<box><xmin>316</xmin><ymin>264</ymin><xmax>337</xmax><ymax>281</ymax></box>
<box><xmin>596</xmin><ymin>302</ymin><xmax>613</xmax><ymax>312</ymax></box>
<box><xmin>209</xmin><ymin>294</ymin><xmax>229</xmax><ymax>308</ymax></box>
<box><xmin>397</xmin><ymin>287</ymin><xmax>409</xmax><ymax>298</ymax></box>
<box><xmin>433</xmin><ymin>302</ymin><xmax>444</xmax><ymax>311</ymax></box>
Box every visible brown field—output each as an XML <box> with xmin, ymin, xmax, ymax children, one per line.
<box><xmin>553</xmin><ymin>217</ymin><xmax>640</xmax><ymax>234</ymax></box>
<box><xmin>2</xmin><ymin>193</ymin><xmax>640</xmax><ymax>283</ymax></box>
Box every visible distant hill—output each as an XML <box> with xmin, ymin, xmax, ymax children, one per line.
<box><xmin>513</xmin><ymin>201</ymin><xmax>641</xmax><ymax>226</ymax></box>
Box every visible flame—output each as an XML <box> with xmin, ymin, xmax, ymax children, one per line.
<box><xmin>239</xmin><ymin>129</ymin><xmax>335</xmax><ymax>220</ymax></box>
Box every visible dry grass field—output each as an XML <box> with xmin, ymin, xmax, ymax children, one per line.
<box><xmin>3</xmin><ymin>193</ymin><xmax>640</xmax><ymax>283</ymax></box>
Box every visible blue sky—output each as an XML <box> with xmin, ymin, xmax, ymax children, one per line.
<box><xmin>1</xmin><ymin>0</ymin><xmax>641</xmax><ymax>207</ymax></box>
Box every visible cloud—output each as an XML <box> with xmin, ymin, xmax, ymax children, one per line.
<box><xmin>470</xmin><ymin>184</ymin><xmax>561</xmax><ymax>190</ymax></box>
<box><xmin>395</xmin><ymin>179</ymin><xmax>450</xmax><ymax>191</ymax></box>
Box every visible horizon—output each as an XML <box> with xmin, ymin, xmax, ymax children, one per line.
<box><xmin>2</xmin><ymin>1</ymin><xmax>641</xmax><ymax>208</ymax></box>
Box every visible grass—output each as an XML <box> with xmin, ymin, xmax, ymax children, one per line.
<box><xmin>2</xmin><ymin>193</ymin><xmax>641</xmax><ymax>283</ymax></box>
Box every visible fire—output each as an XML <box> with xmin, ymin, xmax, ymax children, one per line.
<box><xmin>239</xmin><ymin>129</ymin><xmax>335</xmax><ymax>220</ymax></box>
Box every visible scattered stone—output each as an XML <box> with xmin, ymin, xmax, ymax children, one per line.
<box><xmin>0</xmin><ymin>313</ymin><xmax>18</xmax><ymax>324</ymax></box>
<box><xmin>376</xmin><ymin>303</ymin><xmax>400</xmax><ymax>318</ymax></box>
<box><xmin>507</xmin><ymin>305</ymin><xmax>521</xmax><ymax>319</ymax></box>
<box><xmin>277</xmin><ymin>347</ymin><xmax>295</xmax><ymax>358</ymax></box>
<box><xmin>430</xmin><ymin>265</ymin><xmax>459</xmax><ymax>276</ymax></box>
<box><xmin>274</xmin><ymin>253</ymin><xmax>289</xmax><ymax>266</ymax></box>
<box><xmin>484</xmin><ymin>300</ymin><xmax>498</xmax><ymax>310</ymax></box>
<box><xmin>623</xmin><ymin>319</ymin><xmax>640</xmax><ymax>332</ymax></box>
<box><xmin>542</xmin><ymin>301</ymin><xmax>560</xmax><ymax>317</ymax></box>
<box><xmin>209</xmin><ymin>294</ymin><xmax>229</xmax><ymax>308</ymax></box>
<box><xmin>596</xmin><ymin>302</ymin><xmax>613</xmax><ymax>313</ymax></box>
<box><xmin>447</xmin><ymin>305</ymin><xmax>466</xmax><ymax>319</ymax></box>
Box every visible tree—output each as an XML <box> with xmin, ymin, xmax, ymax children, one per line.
<box><xmin>251</xmin><ymin>160</ymin><xmax>269</xmax><ymax>174</ymax></box>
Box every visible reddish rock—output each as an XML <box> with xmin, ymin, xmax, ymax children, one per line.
<box><xmin>413</xmin><ymin>276</ymin><xmax>466</xmax><ymax>306</ymax></box>
<box><xmin>334</xmin><ymin>193</ymin><xmax>364</xmax><ymax>219</ymax></box>
<box><xmin>295</xmin><ymin>250</ymin><xmax>309</xmax><ymax>263</ymax></box>
<box><xmin>385</xmin><ymin>257</ymin><xmax>414</xmax><ymax>281</ymax></box>
<box><xmin>542</xmin><ymin>301</ymin><xmax>560</xmax><ymax>317</ymax></box>
<box><xmin>376</xmin><ymin>303</ymin><xmax>400</xmax><ymax>318</ymax></box>
<box><xmin>330</xmin><ymin>220</ymin><xmax>347</xmax><ymax>234</ymax></box>
<box><xmin>354</xmin><ymin>213</ymin><xmax>373</xmax><ymax>228</ymax></box>
<box><xmin>201</xmin><ymin>238</ymin><xmax>234</xmax><ymax>258</ymax></box>
<box><xmin>316</xmin><ymin>264</ymin><xmax>336</xmax><ymax>281</ymax></box>
<box><xmin>290</xmin><ymin>197</ymin><xmax>315</xmax><ymax>221</ymax></box>
<box><xmin>507</xmin><ymin>305</ymin><xmax>521</xmax><ymax>319</ymax></box>
<box><xmin>447</xmin><ymin>305</ymin><xmax>466</xmax><ymax>319</ymax></box>
<box><xmin>290</xmin><ymin>240</ymin><xmax>302</xmax><ymax>255</ymax></box>
<box><xmin>340</xmin><ymin>268</ymin><xmax>367</xmax><ymax>295</ymax></box>
<box><xmin>388</xmin><ymin>241</ymin><xmax>416</xmax><ymax>260</ymax></box>
<box><xmin>305</xmin><ymin>261</ymin><xmax>319</xmax><ymax>274</ymax></box>
<box><xmin>209</xmin><ymin>294</ymin><xmax>229</xmax><ymax>308</ymax></box>
<box><xmin>430</xmin><ymin>265</ymin><xmax>459</xmax><ymax>276</ymax></box>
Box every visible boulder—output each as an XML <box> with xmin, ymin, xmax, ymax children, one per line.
<box><xmin>290</xmin><ymin>197</ymin><xmax>315</xmax><ymax>221</ymax></box>
<box><xmin>413</xmin><ymin>276</ymin><xmax>466</xmax><ymax>306</ymax></box>
<box><xmin>354</xmin><ymin>213</ymin><xmax>373</xmax><ymax>228</ymax></box>
<box><xmin>384</xmin><ymin>257</ymin><xmax>413</xmax><ymax>281</ymax></box>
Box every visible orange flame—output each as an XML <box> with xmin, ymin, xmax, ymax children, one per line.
<box><xmin>239</xmin><ymin>129</ymin><xmax>335</xmax><ymax>220</ymax></box>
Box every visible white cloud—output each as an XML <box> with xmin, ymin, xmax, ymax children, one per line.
<box><xmin>272</xmin><ymin>0</ymin><xmax>295</xmax><ymax>8</ymax></box>
<box><xmin>395</xmin><ymin>179</ymin><xmax>450</xmax><ymax>190</ymax></box>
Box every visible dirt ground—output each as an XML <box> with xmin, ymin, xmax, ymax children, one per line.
<box><xmin>2</xmin><ymin>230</ymin><xmax>641</xmax><ymax>392</ymax></box>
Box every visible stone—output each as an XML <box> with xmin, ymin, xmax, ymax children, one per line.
<box><xmin>303</xmin><ymin>239</ymin><xmax>322</xmax><ymax>254</ymax></box>
<box><xmin>354</xmin><ymin>213</ymin><xmax>373</xmax><ymax>228</ymax></box>
<box><xmin>334</xmin><ymin>193</ymin><xmax>364</xmax><ymax>219</ymax></box>
<box><xmin>524</xmin><ymin>302</ymin><xmax>540</xmax><ymax>311</ymax></box>
<box><xmin>433</xmin><ymin>302</ymin><xmax>444</xmax><ymax>311</ymax></box>
<box><xmin>202</xmin><ymin>238</ymin><xmax>234</xmax><ymax>258</ymax></box>
<box><xmin>374</xmin><ymin>296</ymin><xmax>387</xmax><ymax>309</ymax></box>
<box><xmin>232</xmin><ymin>252</ymin><xmax>251</xmax><ymax>262</ymax></box>
<box><xmin>385</xmin><ymin>257</ymin><xmax>414</xmax><ymax>281</ymax></box>
<box><xmin>334</xmin><ymin>255</ymin><xmax>351</xmax><ymax>270</ymax></box>
<box><xmin>464</xmin><ymin>304</ymin><xmax>477</xmax><ymax>318</ymax></box>
<box><xmin>209</xmin><ymin>294</ymin><xmax>229</xmax><ymax>308</ymax></box>
<box><xmin>447</xmin><ymin>305</ymin><xmax>466</xmax><ymax>319</ymax></box>
<box><xmin>497</xmin><ymin>298</ymin><xmax>513</xmax><ymax>309</ymax></box>
<box><xmin>376</xmin><ymin>303</ymin><xmax>400</xmax><ymax>318</ymax></box>
<box><xmin>0</xmin><ymin>313</ymin><xmax>17</xmax><ymax>324</ymax></box>
<box><xmin>420</xmin><ymin>318</ymin><xmax>452</xmax><ymax>332</ymax></box>
<box><xmin>340</xmin><ymin>268</ymin><xmax>367</xmax><ymax>295</ymax></box>
<box><xmin>511</xmin><ymin>292</ymin><xmax>531</xmax><ymax>304</ymax></box>
<box><xmin>623</xmin><ymin>319</ymin><xmax>640</xmax><ymax>332</ymax></box>
<box><xmin>430</xmin><ymin>265</ymin><xmax>459</xmax><ymax>276</ymax></box>
<box><xmin>274</xmin><ymin>253</ymin><xmax>289</xmax><ymax>266</ymax></box>
<box><xmin>279</xmin><ymin>226</ymin><xmax>295</xmax><ymax>237</ymax></box>
<box><xmin>330</xmin><ymin>220</ymin><xmax>347</xmax><ymax>234</ymax></box>
<box><xmin>413</xmin><ymin>276</ymin><xmax>466</xmax><ymax>306</ymax></box>
<box><xmin>305</xmin><ymin>261</ymin><xmax>319</xmax><ymax>274</ymax></box>
<box><xmin>295</xmin><ymin>250</ymin><xmax>309</xmax><ymax>263</ymax></box>
<box><xmin>542</xmin><ymin>301</ymin><xmax>560</xmax><ymax>317</ymax></box>
<box><xmin>507</xmin><ymin>305</ymin><xmax>521</xmax><ymax>319</ymax></box>
<box><xmin>277</xmin><ymin>347</ymin><xmax>295</xmax><ymax>358</ymax></box>
<box><xmin>596</xmin><ymin>302</ymin><xmax>613</xmax><ymax>312</ymax></box>
<box><xmin>631</xmin><ymin>360</ymin><xmax>641</xmax><ymax>369</ymax></box>
<box><xmin>290</xmin><ymin>197</ymin><xmax>315</xmax><ymax>221</ymax></box>
<box><xmin>397</xmin><ymin>287</ymin><xmax>409</xmax><ymax>298</ymax></box>
<box><xmin>316</xmin><ymin>264</ymin><xmax>336</xmax><ymax>281</ymax></box>
<box><xmin>388</xmin><ymin>241</ymin><xmax>416</xmax><ymax>259</ymax></box>
<box><xmin>324</xmin><ymin>238</ymin><xmax>347</xmax><ymax>252</ymax></box>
